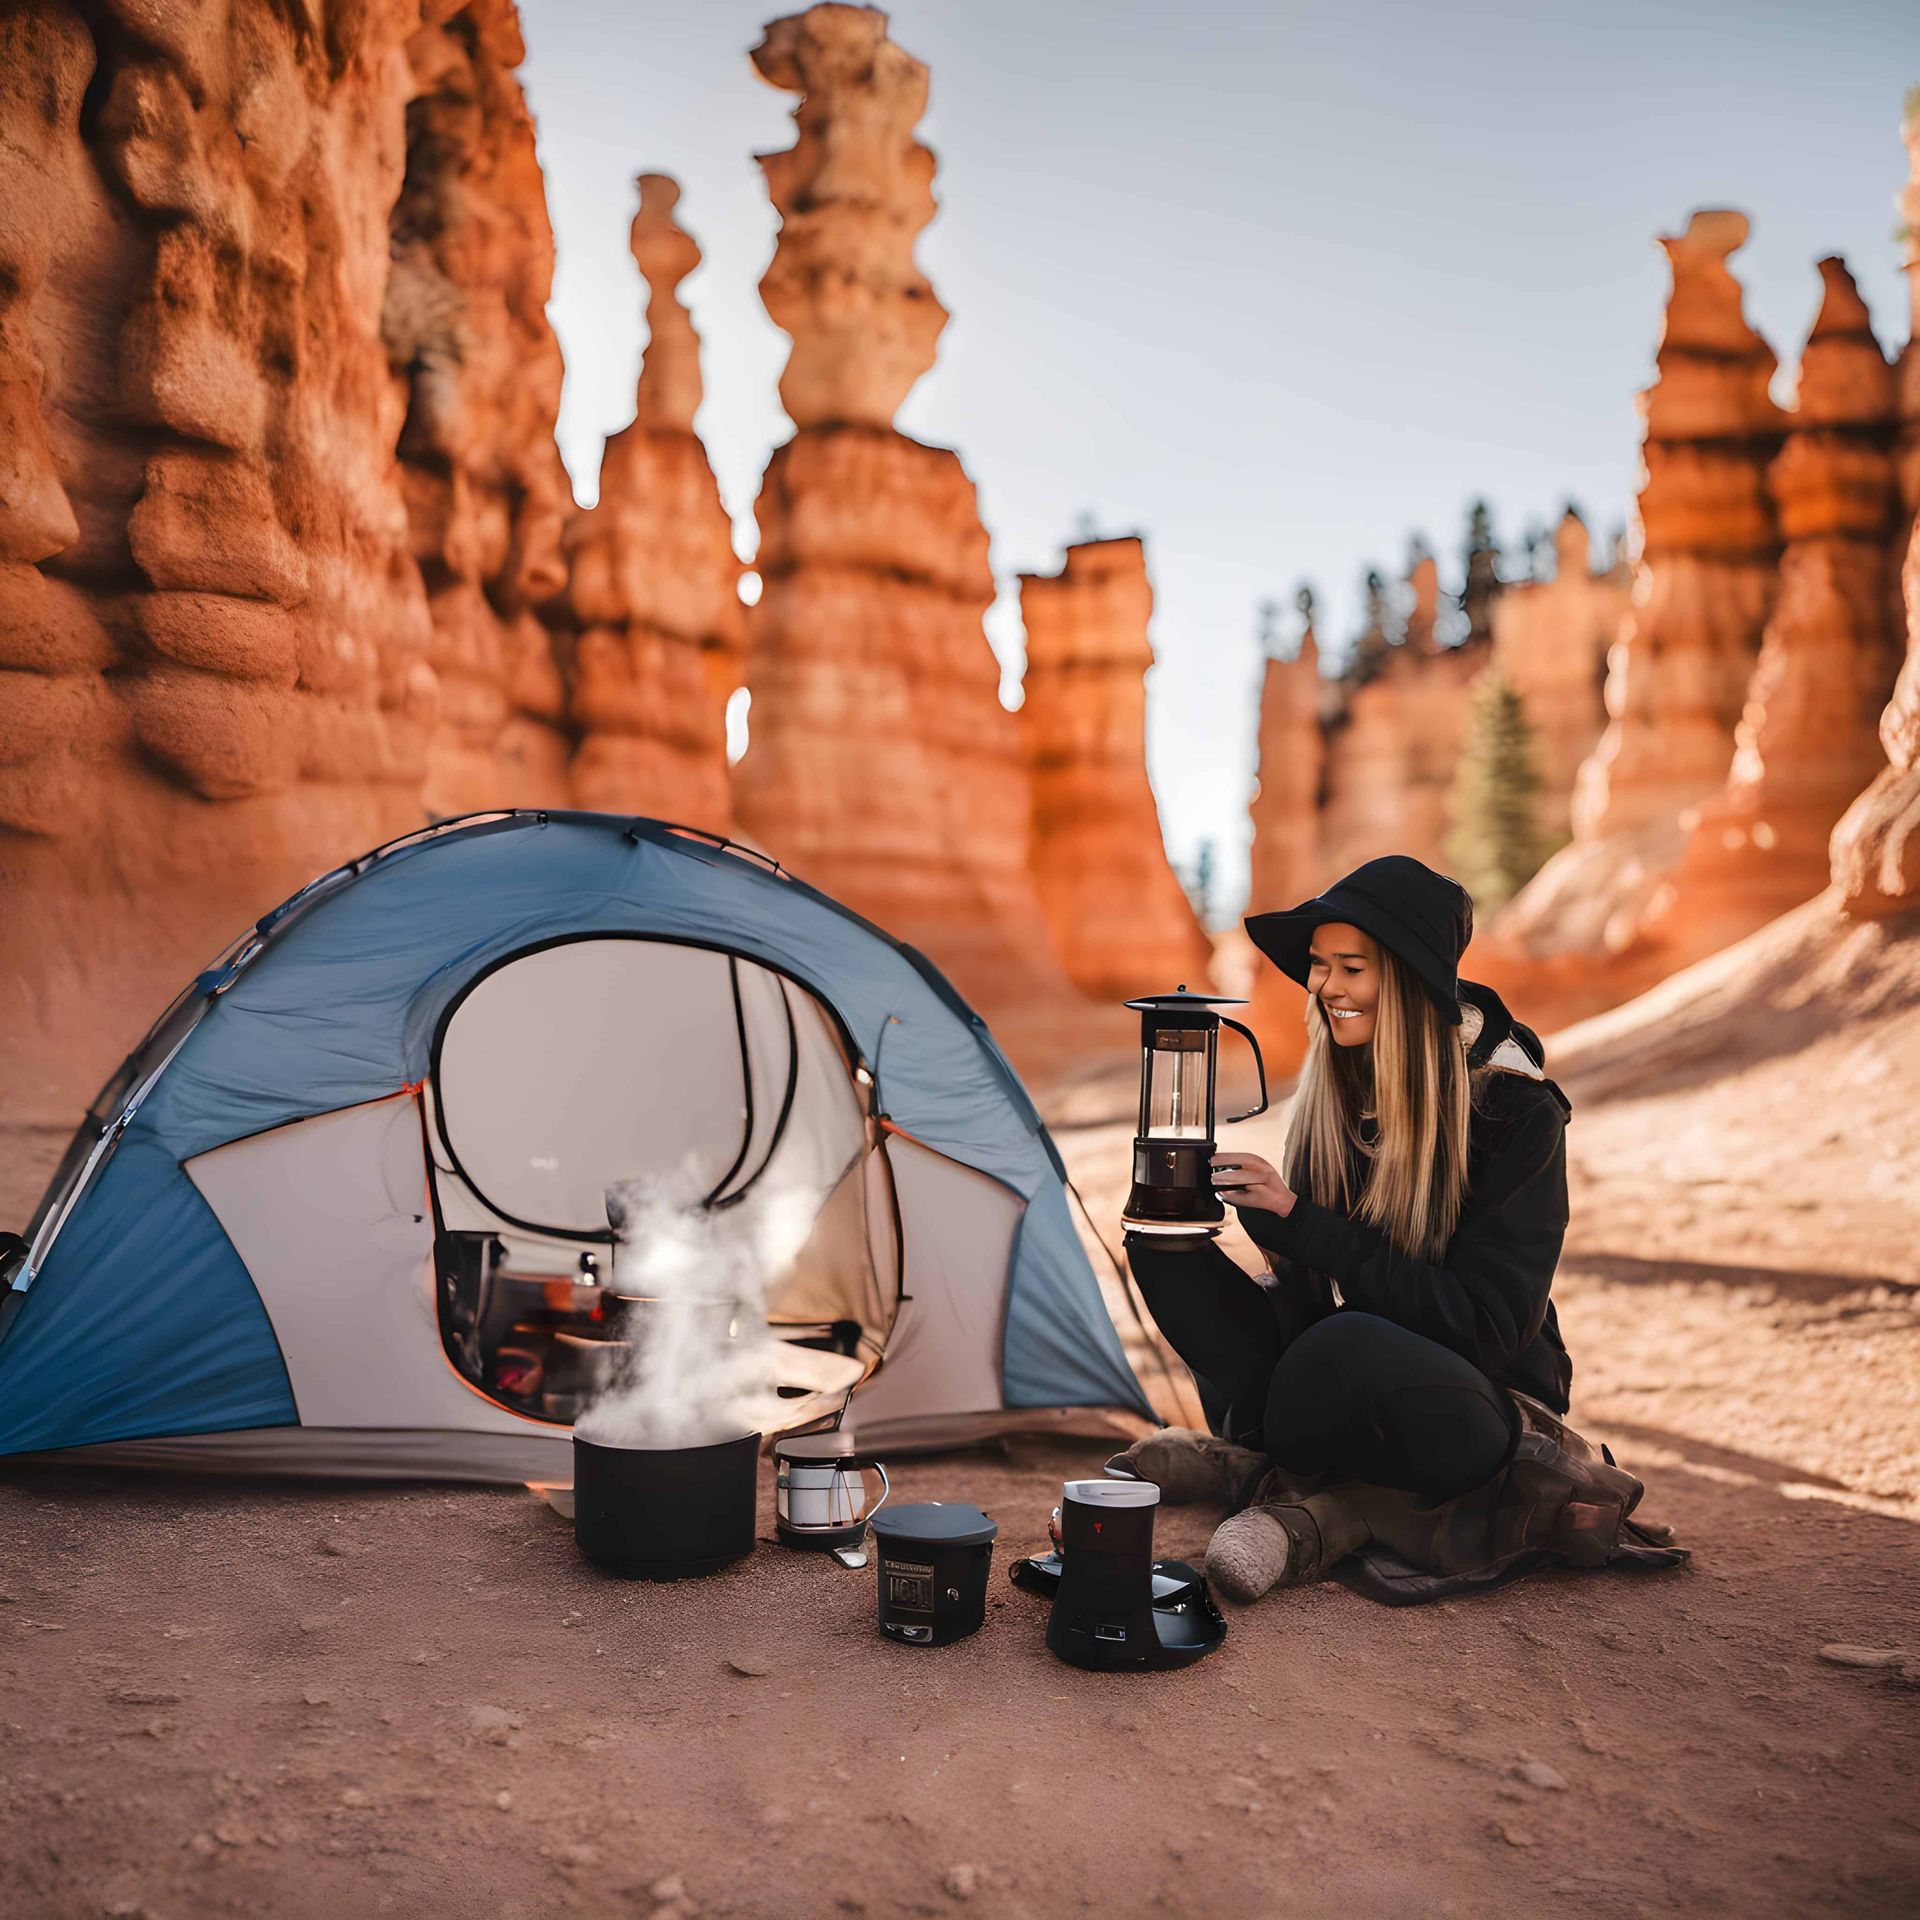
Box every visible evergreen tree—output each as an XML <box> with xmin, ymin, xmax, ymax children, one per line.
<box><xmin>1294</xmin><ymin>582</ymin><xmax>1316</xmax><ymax>635</ymax></box>
<box><xmin>1443</xmin><ymin>665</ymin><xmax>1553</xmax><ymax>910</ymax></box>
<box><xmin>1403</xmin><ymin>532</ymin><xmax>1437</xmax><ymax>651</ymax></box>
<box><xmin>1459</xmin><ymin>498</ymin><xmax>1503</xmax><ymax>646</ymax></box>
<box><xmin>1346</xmin><ymin>566</ymin><xmax>1394</xmax><ymax>686</ymax></box>
<box><xmin>1256</xmin><ymin>597</ymin><xmax>1283</xmax><ymax>658</ymax></box>
<box><xmin>1182</xmin><ymin>839</ymin><xmax>1218</xmax><ymax>929</ymax></box>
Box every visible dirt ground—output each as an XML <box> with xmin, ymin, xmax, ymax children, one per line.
<box><xmin>3</xmin><ymin>895</ymin><xmax>1918</xmax><ymax>1918</ymax></box>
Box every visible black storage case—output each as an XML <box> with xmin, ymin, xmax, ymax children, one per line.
<box><xmin>870</xmin><ymin>1502</ymin><xmax>996</xmax><ymax>1645</ymax></box>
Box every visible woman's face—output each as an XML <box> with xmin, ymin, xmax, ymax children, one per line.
<box><xmin>1307</xmin><ymin>921</ymin><xmax>1379</xmax><ymax>1047</ymax></box>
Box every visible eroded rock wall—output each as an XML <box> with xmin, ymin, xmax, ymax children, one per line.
<box><xmin>1489</xmin><ymin>510</ymin><xmax>1631</xmax><ymax>845</ymax></box>
<box><xmin>0</xmin><ymin>0</ymin><xmax>579</xmax><ymax>1126</ymax></box>
<box><xmin>1405</xmin><ymin>548</ymin><xmax>1441</xmax><ymax>654</ymax></box>
<box><xmin>1485</xmin><ymin>211</ymin><xmax>1783</xmax><ymax>991</ymax></box>
<box><xmin>1017</xmin><ymin>537</ymin><xmax>1210</xmax><ymax>998</ymax></box>
<box><xmin>1320</xmin><ymin>637</ymin><xmax>1487</xmax><ymax>881</ymax></box>
<box><xmin>1</xmin><ymin>0</ymin><xmax>443</xmax><ymax>1124</ymax></box>
<box><xmin>1645</xmin><ymin>257</ymin><xmax>1900</xmax><ymax>956</ymax></box>
<box><xmin>733</xmin><ymin>5</ymin><xmax>1079</xmax><ymax>1024</ymax></box>
<box><xmin>1245</xmin><ymin>620</ymin><xmax>1328</xmax><ymax>1069</ymax></box>
<box><xmin>1831</xmin><ymin>100</ymin><xmax>1920</xmax><ymax>920</ymax></box>
<box><xmin>388</xmin><ymin>1</ymin><xmax>574</xmax><ymax>814</ymax></box>
<box><xmin>566</xmin><ymin>175</ymin><xmax>740</xmax><ymax>830</ymax></box>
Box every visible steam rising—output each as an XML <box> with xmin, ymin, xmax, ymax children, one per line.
<box><xmin>573</xmin><ymin>1163</ymin><xmax>820</xmax><ymax>1450</ymax></box>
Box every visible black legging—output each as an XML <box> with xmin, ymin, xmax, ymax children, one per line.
<box><xmin>1127</xmin><ymin>1237</ymin><xmax>1518</xmax><ymax>1500</ymax></box>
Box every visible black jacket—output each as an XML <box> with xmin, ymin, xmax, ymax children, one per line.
<box><xmin>1233</xmin><ymin>981</ymin><xmax>1575</xmax><ymax>1412</ymax></box>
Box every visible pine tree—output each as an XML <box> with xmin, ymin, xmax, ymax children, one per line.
<box><xmin>1346</xmin><ymin>566</ymin><xmax>1395</xmax><ymax>686</ymax></box>
<box><xmin>1444</xmin><ymin>665</ymin><xmax>1552</xmax><ymax>910</ymax></box>
<box><xmin>1182</xmin><ymin>839</ymin><xmax>1217</xmax><ymax>929</ymax></box>
<box><xmin>1256</xmin><ymin>598</ymin><xmax>1283</xmax><ymax>657</ymax></box>
<box><xmin>1459</xmin><ymin>498</ymin><xmax>1503</xmax><ymax>646</ymax></box>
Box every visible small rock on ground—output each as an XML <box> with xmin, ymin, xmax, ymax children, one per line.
<box><xmin>1513</xmin><ymin>1760</ymin><xmax>1568</xmax><ymax>1791</ymax></box>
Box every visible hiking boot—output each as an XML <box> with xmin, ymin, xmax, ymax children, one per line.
<box><xmin>1323</xmin><ymin>1396</ymin><xmax>1690</xmax><ymax>1582</ymax></box>
<box><xmin>1105</xmin><ymin>1428</ymin><xmax>1266</xmax><ymax>1506</ymax></box>
<box><xmin>1202</xmin><ymin>1394</ymin><xmax>1691</xmax><ymax>1605</ymax></box>
<box><xmin>1204</xmin><ymin>1488</ymin><xmax>1371</xmax><ymax>1603</ymax></box>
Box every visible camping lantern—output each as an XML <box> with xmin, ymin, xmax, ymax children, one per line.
<box><xmin>774</xmin><ymin>1431</ymin><xmax>890</xmax><ymax>1552</ymax></box>
<box><xmin>1121</xmin><ymin>987</ymin><xmax>1268</xmax><ymax>1240</ymax></box>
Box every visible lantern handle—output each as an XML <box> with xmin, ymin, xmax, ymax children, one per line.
<box><xmin>1217</xmin><ymin>1016</ymin><xmax>1268</xmax><ymax>1123</ymax></box>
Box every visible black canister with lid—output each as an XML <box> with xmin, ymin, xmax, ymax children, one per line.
<box><xmin>869</xmin><ymin>1501</ymin><xmax>997</xmax><ymax>1646</ymax></box>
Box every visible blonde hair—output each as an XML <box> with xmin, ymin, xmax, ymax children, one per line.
<box><xmin>1281</xmin><ymin>939</ymin><xmax>1474</xmax><ymax>1262</ymax></box>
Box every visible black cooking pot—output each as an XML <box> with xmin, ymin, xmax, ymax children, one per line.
<box><xmin>573</xmin><ymin>1430</ymin><xmax>760</xmax><ymax>1579</ymax></box>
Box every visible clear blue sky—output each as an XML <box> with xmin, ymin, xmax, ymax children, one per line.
<box><xmin>520</xmin><ymin>0</ymin><xmax>1915</xmax><ymax>915</ymax></box>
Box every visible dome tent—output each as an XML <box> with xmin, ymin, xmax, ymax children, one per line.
<box><xmin>0</xmin><ymin>813</ymin><xmax>1154</xmax><ymax>1481</ymax></box>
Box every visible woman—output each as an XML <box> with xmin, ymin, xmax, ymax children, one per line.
<box><xmin>1118</xmin><ymin>854</ymin><xmax>1682</xmax><ymax>1604</ymax></box>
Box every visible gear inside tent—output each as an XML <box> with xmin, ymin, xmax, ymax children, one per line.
<box><xmin>0</xmin><ymin>813</ymin><xmax>1154</xmax><ymax>1481</ymax></box>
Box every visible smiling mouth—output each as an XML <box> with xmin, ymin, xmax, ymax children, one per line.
<box><xmin>1326</xmin><ymin>1007</ymin><xmax>1365</xmax><ymax>1021</ymax></box>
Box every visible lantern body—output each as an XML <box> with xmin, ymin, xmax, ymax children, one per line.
<box><xmin>1121</xmin><ymin>989</ymin><xmax>1268</xmax><ymax>1239</ymax></box>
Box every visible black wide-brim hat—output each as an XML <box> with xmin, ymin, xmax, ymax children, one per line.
<box><xmin>1244</xmin><ymin>854</ymin><xmax>1474</xmax><ymax>1026</ymax></box>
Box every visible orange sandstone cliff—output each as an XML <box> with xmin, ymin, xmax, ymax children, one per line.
<box><xmin>0</xmin><ymin>0</ymin><xmax>451</xmax><ymax>1122</ymax></box>
<box><xmin>1830</xmin><ymin>99</ymin><xmax>1920</xmax><ymax>920</ymax></box>
<box><xmin>1640</xmin><ymin>258</ymin><xmax>1900</xmax><ymax>961</ymax></box>
<box><xmin>0</xmin><ymin>0</ymin><xmax>581</xmax><ymax>1126</ymax></box>
<box><xmin>1319</xmin><ymin>594</ymin><xmax>1486</xmax><ymax>882</ymax></box>
<box><xmin>1016</xmin><ymin>537</ymin><xmax>1211</xmax><ymax>999</ymax></box>
<box><xmin>565</xmin><ymin>175</ymin><xmax>741</xmax><ymax>830</ymax></box>
<box><xmin>1244</xmin><ymin>613</ymin><xmax>1330</xmax><ymax>1069</ymax></box>
<box><xmin>1488</xmin><ymin>509</ymin><xmax>1631</xmax><ymax>847</ymax></box>
<box><xmin>731</xmin><ymin>3</ymin><xmax>1079</xmax><ymax>1019</ymax></box>
<box><xmin>390</xmin><ymin>2</ymin><xmax>574</xmax><ymax>815</ymax></box>
<box><xmin>1478</xmin><ymin>212</ymin><xmax>1785</xmax><ymax>1015</ymax></box>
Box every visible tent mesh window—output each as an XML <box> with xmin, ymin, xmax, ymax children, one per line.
<box><xmin>425</xmin><ymin>937</ymin><xmax>894</xmax><ymax>1426</ymax></box>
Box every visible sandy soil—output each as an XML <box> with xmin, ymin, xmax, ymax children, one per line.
<box><xmin>3</xmin><ymin>894</ymin><xmax>1918</xmax><ymax>1918</ymax></box>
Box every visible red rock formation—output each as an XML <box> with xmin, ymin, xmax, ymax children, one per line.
<box><xmin>733</xmin><ymin>5</ymin><xmax>1079</xmax><ymax>1022</ymax></box>
<box><xmin>1244</xmin><ymin>611</ymin><xmax>1329</xmax><ymax>1069</ymax></box>
<box><xmin>0</xmin><ymin>0</ymin><xmax>583</xmax><ymax>1125</ymax></box>
<box><xmin>1405</xmin><ymin>546</ymin><xmax>1441</xmax><ymax>654</ymax></box>
<box><xmin>1319</xmin><ymin>640</ymin><xmax>1486</xmax><ymax>881</ymax></box>
<box><xmin>1831</xmin><ymin>98</ymin><xmax>1920</xmax><ymax>919</ymax></box>
<box><xmin>1486</xmin><ymin>212</ymin><xmax>1783</xmax><ymax>994</ymax></box>
<box><xmin>388</xmin><ymin>2</ymin><xmax>574</xmax><ymax>815</ymax></box>
<box><xmin>1489</xmin><ymin>509</ymin><xmax>1632</xmax><ymax>845</ymax></box>
<box><xmin>1016</xmin><ymin>537</ymin><xmax>1210</xmax><ymax>998</ymax></box>
<box><xmin>565</xmin><ymin>175</ymin><xmax>741</xmax><ymax>830</ymax></box>
<box><xmin>1644</xmin><ymin>258</ymin><xmax>1900</xmax><ymax>956</ymax></box>
<box><xmin>0</xmin><ymin>0</ymin><xmax>444</xmax><ymax>1123</ymax></box>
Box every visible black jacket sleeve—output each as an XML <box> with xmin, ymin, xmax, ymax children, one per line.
<box><xmin>1234</xmin><ymin>1083</ymin><xmax>1569</xmax><ymax>1380</ymax></box>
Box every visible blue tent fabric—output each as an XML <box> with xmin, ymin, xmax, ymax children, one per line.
<box><xmin>0</xmin><ymin>814</ymin><xmax>1151</xmax><ymax>1456</ymax></box>
<box><xmin>0</xmin><ymin>1134</ymin><xmax>296</xmax><ymax>1452</ymax></box>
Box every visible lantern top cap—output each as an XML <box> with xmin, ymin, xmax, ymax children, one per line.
<box><xmin>1123</xmin><ymin>987</ymin><xmax>1248</xmax><ymax>1011</ymax></box>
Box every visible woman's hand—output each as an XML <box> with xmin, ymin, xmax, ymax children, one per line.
<box><xmin>1211</xmin><ymin>1150</ymin><xmax>1296</xmax><ymax>1217</ymax></box>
